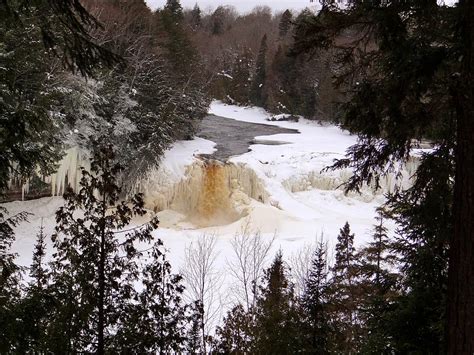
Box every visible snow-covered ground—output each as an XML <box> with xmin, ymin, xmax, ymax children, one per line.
<box><xmin>4</xmin><ymin>100</ymin><xmax>415</xmax><ymax>317</ymax></box>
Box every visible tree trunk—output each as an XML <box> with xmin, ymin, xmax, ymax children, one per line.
<box><xmin>97</xmin><ymin>195</ymin><xmax>106</xmax><ymax>355</ymax></box>
<box><xmin>201</xmin><ymin>310</ymin><xmax>207</xmax><ymax>354</ymax></box>
<box><xmin>447</xmin><ymin>0</ymin><xmax>474</xmax><ymax>353</ymax></box>
<box><xmin>98</xmin><ymin>227</ymin><xmax>105</xmax><ymax>355</ymax></box>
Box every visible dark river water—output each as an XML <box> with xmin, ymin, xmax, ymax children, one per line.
<box><xmin>197</xmin><ymin>114</ymin><xmax>299</xmax><ymax>161</ymax></box>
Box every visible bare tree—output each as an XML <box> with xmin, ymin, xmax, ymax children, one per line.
<box><xmin>227</xmin><ymin>221</ymin><xmax>275</xmax><ymax>312</ymax></box>
<box><xmin>181</xmin><ymin>233</ymin><xmax>222</xmax><ymax>353</ymax></box>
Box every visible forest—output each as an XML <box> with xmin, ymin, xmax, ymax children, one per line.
<box><xmin>1</xmin><ymin>0</ymin><xmax>473</xmax><ymax>353</ymax></box>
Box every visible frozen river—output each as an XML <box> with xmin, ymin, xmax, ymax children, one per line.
<box><xmin>197</xmin><ymin>114</ymin><xmax>298</xmax><ymax>161</ymax></box>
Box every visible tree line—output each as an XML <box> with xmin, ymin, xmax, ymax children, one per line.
<box><xmin>184</xmin><ymin>4</ymin><xmax>342</xmax><ymax>121</ymax></box>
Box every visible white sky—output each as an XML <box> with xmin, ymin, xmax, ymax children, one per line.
<box><xmin>146</xmin><ymin>1</ymin><xmax>456</xmax><ymax>14</ymax></box>
<box><xmin>145</xmin><ymin>0</ymin><xmax>316</xmax><ymax>13</ymax></box>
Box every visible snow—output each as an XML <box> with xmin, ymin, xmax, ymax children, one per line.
<box><xmin>145</xmin><ymin>137</ymin><xmax>217</xmax><ymax>181</ymax></box>
<box><xmin>217</xmin><ymin>72</ymin><xmax>233</xmax><ymax>80</ymax></box>
<box><xmin>2</xmin><ymin>197</ymin><xmax>65</xmax><ymax>268</ymax></box>
<box><xmin>3</xmin><ymin>100</ymin><xmax>418</xmax><ymax>321</ymax></box>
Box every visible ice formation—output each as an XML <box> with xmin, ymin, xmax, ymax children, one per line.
<box><xmin>282</xmin><ymin>157</ymin><xmax>419</xmax><ymax>203</ymax></box>
<box><xmin>139</xmin><ymin>159</ymin><xmax>269</xmax><ymax>227</ymax></box>
<box><xmin>7</xmin><ymin>146</ymin><xmax>90</xmax><ymax>201</ymax></box>
<box><xmin>47</xmin><ymin>146</ymin><xmax>90</xmax><ymax>196</ymax></box>
<box><xmin>136</xmin><ymin>153</ymin><xmax>418</xmax><ymax>228</ymax></box>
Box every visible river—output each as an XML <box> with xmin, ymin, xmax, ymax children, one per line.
<box><xmin>197</xmin><ymin>114</ymin><xmax>299</xmax><ymax>161</ymax></box>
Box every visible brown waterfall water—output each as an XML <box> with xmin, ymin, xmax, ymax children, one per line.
<box><xmin>141</xmin><ymin>158</ymin><xmax>271</xmax><ymax>228</ymax></box>
<box><xmin>194</xmin><ymin>161</ymin><xmax>238</xmax><ymax>226</ymax></box>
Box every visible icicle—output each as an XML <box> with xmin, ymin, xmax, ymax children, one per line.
<box><xmin>4</xmin><ymin>147</ymin><xmax>89</xmax><ymax>200</ymax></box>
<box><xmin>21</xmin><ymin>179</ymin><xmax>30</xmax><ymax>201</ymax></box>
<box><xmin>50</xmin><ymin>146</ymin><xmax>90</xmax><ymax>196</ymax></box>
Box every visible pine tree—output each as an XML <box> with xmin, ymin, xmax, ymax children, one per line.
<box><xmin>158</xmin><ymin>0</ymin><xmax>198</xmax><ymax>76</ymax></box>
<box><xmin>300</xmin><ymin>240</ymin><xmax>332</xmax><ymax>354</ymax></box>
<box><xmin>253</xmin><ymin>251</ymin><xmax>300</xmax><ymax>354</ymax></box>
<box><xmin>0</xmin><ymin>12</ymin><xmax>62</xmax><ymax>193</ymax></box>
<box><xmin>229</xmin><ymin>48</ymin><xmax>254</xmax><ymax>104</ymax></box>
<box><xmin>382</xmin><ymin>152</ymin><xmax>452</xmax><ymax>353</ymax></box>
<box><xmin>210</xmin><ymin>6</ymin><xmax>226</xmax><ymax>36</ymax></box>
<box><xmin>250</xmin><ymin>34</ymin><xmax>268</xmax><ymax>107</ymax></box>
<box><xmin>190</xmin><ymin>3</ymin><xmax>202</xmax><ymax>30</ymax></box>
<box><xmin>164</xmin><ymin>0</ymin><xmax>183</xmax><ymax>21</ymax></box>
<box><xmin>269</xmin><ymin>44</ymin><xmax>293</xmax><ymax>113</ymax></box>
<box><xmin>0</xmin><ymin>0</ymin><xmax>118</xmax><ymax>192</ymax></box>
<box><xmin>47</xmin><ymin>142</ymin><xmax>159</xmax><ymax>353</ymax></box>
<box><xmin>112</xmin><ymin>241</ymin><xmax>199</xmax><ymax>353</ymax></box>
<box><xmin>357</xmin><ymin>209</ymin><xmax>400</xmax><ymax>353</ymax></box>
<box><xmin>333</xmin><ymin>222</ymin><xmax>356</xmax><ymax>279</ymax></box>
<box><xmin>30</xmin><ymin>222</ymin><xmax>48</xmax><ymax>289</ymax></box>
<box><xmin>279</xmin><ymin>9</ymin><xmax>293</xmax><ymax>38</ymax></box>
<box><xmin>329</xmin><ymin>222</ymin><xmax>361</xmax><ymax>353</ymax></box>
<box><xmin>268</xmin><ymin>38</ymin><xmax>317</xmax><ymax>118</ymax></box>
<box><xmin>15</xmin><ymin>223</ymin><xmax>54</xmax><ymax>353</ymax></box>
<box><xmin>1</xmin><ymin>0</ymin><xmax>118</xmax><ymax>77</ymax></box>
<box><xmin>213</xmin><ymin>304</ymin><xmax>254</xmax><ymax>353</ymax></box>
<box><xmin>186</xmin><ymin>301</ymin><xmax>204</xmax><ymax>354</ymax></box>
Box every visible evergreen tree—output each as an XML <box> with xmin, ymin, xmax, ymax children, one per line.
<box><xmin>250</xmin><ymin>34</ymin><xmax>268</xmax><ymax>107</ymax></box>
<box><xmin>47</xmin><ymin>143</ymin><xmax>159</xmax><ymax>353</ymax></box>
<box><xmin>190</xmin><ymin>3</ymin><xmax>202</xmax><ymax>30</ymax></box>
<box><xmin>210</xmin><ymin>6</ymin><xmax>226</xmax><ymax>36</ymax></box>
<box><xmin>300</xmin><ymin>240</ymin><xmax>332</xmax><ymax>354</ymax></box>
<box><xmin>158</xmin><ymin>0</ymin><xmax>198</xmax><ymax>76</ymax></box>
<box><xmin>213</xmin><ymin>304</ymin><xmax>254</xmax><ymax>353</ymax></box>
<box><xmin>253</xmin><ymin>251</ymin><xmax>300</xmax><ymax>354</ymax></box>
<box><xmin>15</xmin><ymin>223</ymin><xmax>54</xmax><ymax>353</ymax></box>
<box><xmin>112</xmin><ymin>241</ymin><xmax>200</xmax><ymax>353</ymax></box>
<box><xmin>357</xmin><ymin>210</ymin><xmax>400</xmax><ymax>354</ymax></box>
<box><xmin>1</xmin><ymin>0</ymin><xmax>118</xmax><ymax>77</ymax></box>
<box><xmin>330</xmin><ymin>222</ymin><xmax>361</xmax><ymax>353</ymax></box>
<box><xmin>186</xmin><ymin>301</ymin><xmax>204</xmax><ymax>354</ymax></box>
<box><xmin>279</xmin><ymin>9</ymin><xmax>293</xmax><ymax>38</ymax></box>
<box><xmin>164</xmin><ymin>0</ymin><xmax>183</xmax><ymax>21</ymax></box>
<box><xmin>0</xmin><ymin>0</ymin><xmax>118</xmax><ymax>192</ymax></box>
<box><xmin>333</xmin><ymin>222</ymin><xmax>356</xmax><ymax>279</ymax></box>
<box><xmin>382</xmin><ymin>151</ymin><xmax>452</xmax><ymax>353</ymax></box>
<box><xmin>0</xmin><ymin>12</ymin><xmax>62</xmax><ymax>193</ymax></box>
<box><xmin>228</xmin><ymin>48</ymin><xmax>254</xmax><ymax>104</ymax></box>
<box><xmin>269</xmin><ymin>44</ymin><xmax>293</xmax><ymax>113</ymax></box>
<box><xmin>30</xmin><ymin>222</ymin><xmax>48</xmax><ymax>289</ymax></box>
<box><xmin>268</xmin><ymin>38</ymin><xmax>317</xmax><ymax>118</ymax></box>
<box><xmin>359</xmin><ymin>210</ymin><xmax>395</xmax><ymax>289</ymax></box>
